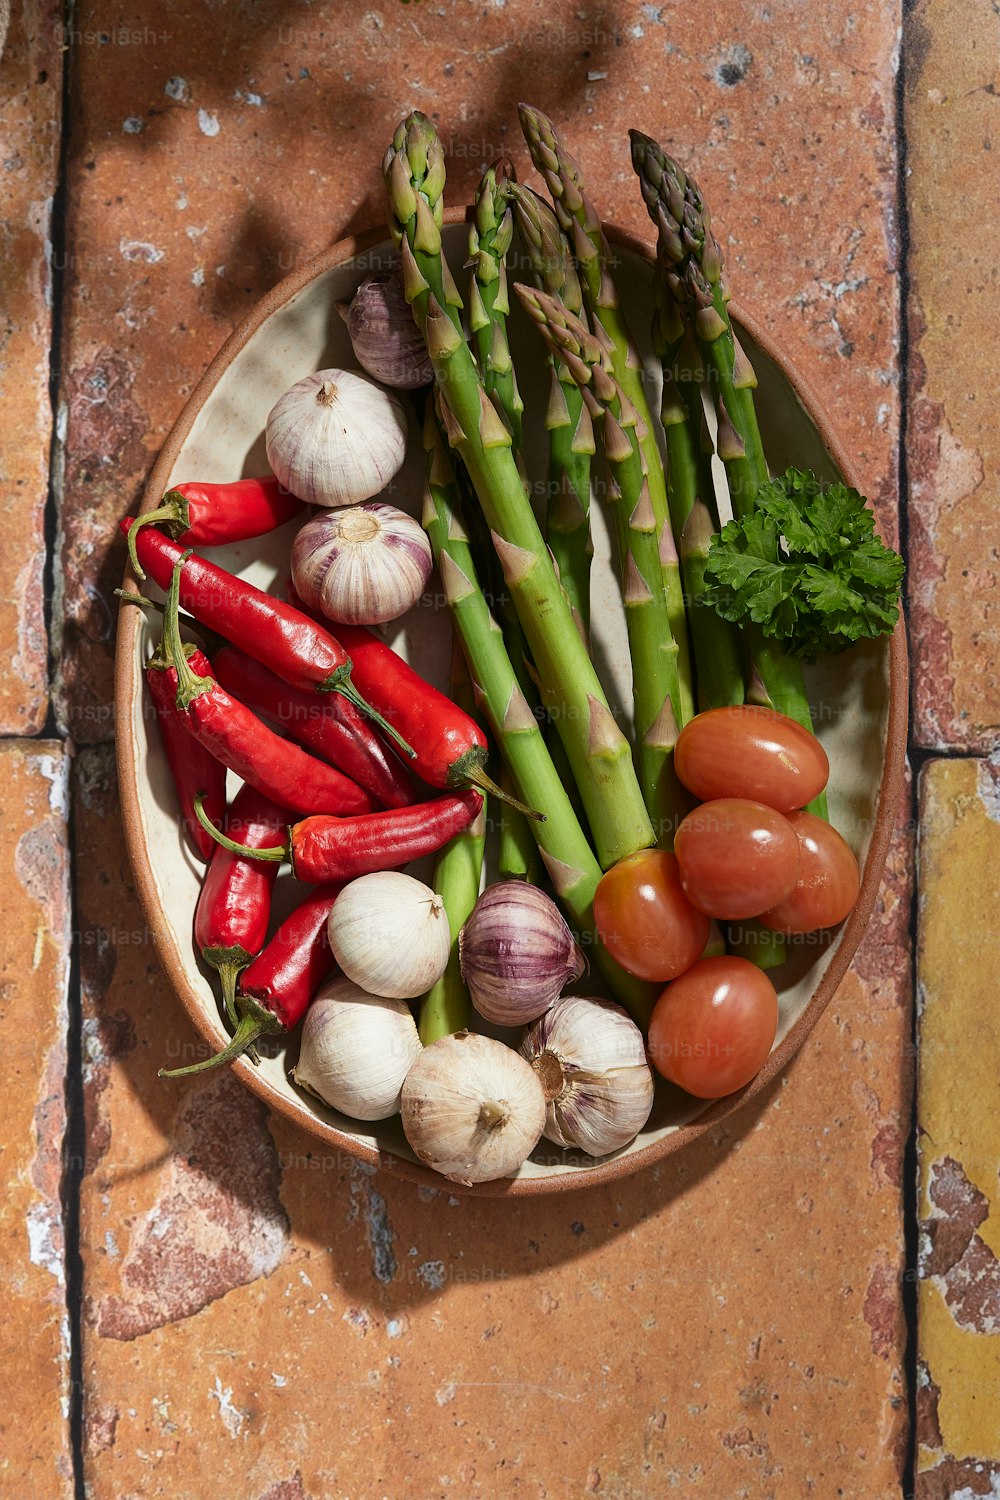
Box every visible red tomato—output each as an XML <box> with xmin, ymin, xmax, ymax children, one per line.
<box><xmin>594</xmin><ymin>849</ymin><xmax>710</xmax><ymax>983</ymax></box>
<box><xmin>674</xmin><ymin>798</ymin><xmax>800</xmax><ymax>920</ymax></box>
<box><xmin>647</xmin><ymin>956</ymin><xmax>779</xmax><ymax>1098</ymax></box>
<box><xmin>759</xmin><ymin>811</ymin><xmax>861</xmax><ymax>933</ymax></box>
<box><xmin>674</xmin><ymin>705</ymin><xmax>829</xmax><ymax>812</ymax></box>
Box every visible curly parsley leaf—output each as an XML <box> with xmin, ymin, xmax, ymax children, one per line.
<box><xmin>703</xmin><ymin>468</ymin><xmax>904</xmax><ymax>661</ymax></box>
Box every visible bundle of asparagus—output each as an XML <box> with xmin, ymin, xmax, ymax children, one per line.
<box><xmin>380</xmin><ymin>105</ymin><xmax>900</xmax><ymax>1006</ymax></box>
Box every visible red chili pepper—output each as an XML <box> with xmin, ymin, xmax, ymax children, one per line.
<box><xmin>287</xmin><ymin>589</ymin><xmax>540</xmax><ymax>819</ymax></box>
<box><xmin>195</xmin><ymin>787</ymin><xmax>483</xmax><ymax>883</ymax></box>
<box><xmin>145</xmin><ymin>639</ymin><xmax>226</xmax><ymax>860</ymax></box>
<box><xmin>160</xmin><ymin>882</ymin><xmax>342</xmax><ymax>1076</ymax></box>
<box><xmin>212</xmin><ymin>644</ymin><xmax>418</xmax><ymax>810</ymax></box>
<box><xmin>336</xmin><ymin>624</ymin><xmax>542</xmax><ymax>816</ymax></box>
<box><xmin>126</xmin><ymin>476</ymin><xmax>305</xmax><ymax>581</ymax></box>
<box><xmin>120</xmin><ymin>520</ymin><xmax>413</xmax><ymax>756</ymax></box>
<box><xmin>160</xmin><ymin>782</ymin><xmax>287</xmax><ymax>1078</ymax></box>
<box><xmin>156</xmin><ymin>556</ymin><xmax>380</xmax><ymax>818</ymax></box>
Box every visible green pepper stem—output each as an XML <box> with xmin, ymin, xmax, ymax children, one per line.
<box><xmin>193</xmin><ymin>792</ymin><xmax>288</xmax><ymax>863</ymax></box>
<box><xmin>126</xmin><ymin>499</ymin><xmax>188</xmax><ymax>580</ymax></box>
<box><xmin>321</xmin><ymin>675</ymin><xmax>417</xmax><ymax>760</ymax></box>
<box><xmin>162</xmin><ymin>554</ymin><xmax>214</xmax><ymax>709</ymax></box>
<box><xmin>158</xmin><ymin>1008</ymin><xmax>267</xmax><ymax>1078</ymax></box>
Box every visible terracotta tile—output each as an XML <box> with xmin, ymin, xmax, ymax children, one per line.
<box><xmin>917</xmin><ymin>759</ymin><xmax>1000</xmax><ymax>1496</ymax></box>
<box><xmin>906</xmin><ymin>0</ymin><xmax>1000</xmax><ymax>750</ymax></box>
<box><xmin>78</xmin><ymin>728</ymin><xmax>912</xmax><ymax>1496</ymax></box>
<box><xmin>0</xmin><ymin>741</ymin><xmax>73</xmax><ymax>1493</ymax></box>
<box><xmin>57</xmin><ymin>0</ymin><xmax>899</xmax><ymax>738</ymax></box>
<box><xmin>0</xmin><ymin>3</ymin><xmax>63</xmax><ymax>732</ymax></box>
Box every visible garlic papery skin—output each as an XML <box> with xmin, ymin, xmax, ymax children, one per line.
<box><xmin>265</xmin><ymin>368</ymin><xmax>407</xmax><ymax>509</ymax></box>
<box><xmin>328</xmin><ymin>872</ymin><xmax>451</xmax><ymax>1000</ymax></box>
<box><xmin>459</xmin><ymin>882</ymin><xmax>586</xmax><ymax>1026</ymax></box>
<box><xmin>290</xmin><ymin>501</ymin><xmax>433</xmax><ymax>626</ymax></box>
<box><xmin>339</xmin><ymin>272</ymin><xmax>433</xmax><ymax>390</ymax></box>
<box><xmin>291</xmin><ymin>978</ymin><xmax>422</xmax><ymax>1121</ymax></box>
<box><xmin>520</xmin><ymin>996</ymin><xmax>655</xmax><ymax>1157</ymax></box>
<box><xmin>400</xmin><ymin>1032</ymin><xmax>546</xmax><ymax>1184</ymax></box>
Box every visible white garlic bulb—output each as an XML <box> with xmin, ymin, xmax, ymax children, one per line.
<box><xmin>401</xmin><ymin>1032</ymin><xmax>547</xmax><ymax>1185</ymax></box>
<box><xmin>265</xmin><ymin>368</ymin><xmax>407</xmax><ymax>509</ymax></box>
<box><xmin>290</xmin><ymin>501</ymin><xmax>432</xmax><ymax>626</ymax></box>
<box><xmin>328</xmin><ymin>871</ymin><xmax>451</xmax><ymax>1000</ymax></box>
<box><xmin>459</xmin><ymin>882</ymin><xmax>586</xmax><ymax>1026</ymax></box>
<box><xmin>291</xmin><ymin>978</ymin><xmax>422</xmax><ymax>1121</ymax></box>
<box><xmin>339</xmin><ymin>272</ymin><xmax>433</xmax><ymax>389</ymax></box>
<box><xmin>520</xmin><ymin>996</ymin><xmax>655</xmax><ymax>1157</ymax></box>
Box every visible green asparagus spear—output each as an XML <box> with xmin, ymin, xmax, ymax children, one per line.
<box><xmin>468</xmin><ymin>158</ymin><xmax>523</xmax><ymax>450</ymax></box>
<box><xmin>419</xmin><ymin>645</ymin><xmax>487</xmax><ymax>1044</ymax></box>
<box><xmin>515</xmin><ymin>283</ymin><xmax>688</xmax><ymax>846</ymax></box>
<box><xmin>652</xmin><ymin>282</ymin><xmax>745</xmax><ymax>710</ymax></box>
<box><xmin>628</xmin><ymin>132</ymin><xmax>822</xmax><ymax>765</ymax></box>
<box><xmin>498</xmin><ymin>765</ymin><xmax>543</xmax><ymax>884</ymax></box>
<box><xmin>518</xmin><ymin>103</ymin><xmax>694</xmax><ymax>724</ymax></box>
<box><xmin>421</xmin><ymin>413</ymin><xmax>658</xmax><ymax>1025</ymax></box>
<box><xmin>509</xmin><ymin>181</ymin><xmax>594</xmax><ymax>631</ymax></box>
<box><xmin>385</xmin><ymin>111</ymin><xmax>654</xmax><ymax>869</ymax></box>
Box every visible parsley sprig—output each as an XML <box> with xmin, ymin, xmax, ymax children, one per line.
<box><xmin>703</xmin><ymin>467</ymin><xmax>904</xmax><ymax>662</ymax></box>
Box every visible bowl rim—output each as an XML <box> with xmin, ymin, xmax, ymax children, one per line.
<box><xmin>114</xmin><ymin>210</ymin><xmax>909</xmax><ymax>1197</ymax></box>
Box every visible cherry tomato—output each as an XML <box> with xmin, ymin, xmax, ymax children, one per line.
<box><xmin>759</xmin><ymin>811</ymin><xmax>861</xmax><ymax>933</ymax></box>
<box><xmin>674</xmin><ymin>798</ymin><xmax>800</xmax><ymax>920</ymax></box>
<box><xmin>648</xmin><ymin>956</ymin><xmax>779</xmax><ymax>1098</ymax></box>
<box><xmin>594</xmin><ymin>849</ymin><xmax>710</xmax><ymax>982</ymax></box>
<box><xmin>674</xmin><ymin>705</ymin><xmax>829</xmax><ymax>812</ymax></box>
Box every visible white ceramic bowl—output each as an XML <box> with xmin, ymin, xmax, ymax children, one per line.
<box><xmin>115</xmin><ymin>216</ymin><xmax>908</xmax><ymax>1196</ymax></box>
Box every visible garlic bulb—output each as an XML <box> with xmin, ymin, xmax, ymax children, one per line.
<box><xmin>291</xmin><ymin>977</ymin><xmax>422</xmax><ymax>1121</ymax></box>
<box><xmin>401</xmin><ymin>1032</ymin><xmax>546</xmax><ymax>1184</ymax></box>
<box><xmin>339</xmin><ymin>271</ymin><xmax>433</xmax><ymax>389</ymax></box>
<box><xmin>459</xmin><ymin>882</ymin><xmax>586</xmax><ymax>1026</ymax></box>
<box><xmin>290</xmin><ymin>501</ymin><xmax>432</xmax><ymax>626</ymax></box>
<box><xmin>521</xmin><ymin>996</ymin><xmax>654</xmax><ymax>1156</ymax></box>
<box><xmin>328</xmin><ymin>871</ymin><xmax>451</xmax><ymax>1000</ymax></box>
<box><xmin>265</xmin><ymin>368</ymin><xmax>407</xmax><ymax>509</ymax></box>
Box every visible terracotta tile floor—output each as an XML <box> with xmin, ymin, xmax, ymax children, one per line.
<box><xmin>2</xmin><ymin>1</ymin><xmax>997</xmax><ymax>1495</ymax></box>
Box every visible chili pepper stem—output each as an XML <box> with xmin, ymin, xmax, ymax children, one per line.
<box><xmin>158</xmin><ymin>997</ymin><xmax>281</xmax><ymax>1079</ymax></box>
<box><xmin>320</xmin><ymin>674</ymin><xmax>417</xmax><ymax>760</ymax></box>
<box><xmin>162</xmin><ymin>554</ymin><xmax>215</xmax><ymax>709</ymax></box>
<box><xmin>194</xmin><ymin>794</ymin><xmax>288</xmax><ymax>863</ymax></box>
<box><xmin>460</xmin><ymin>762</ymin><xmax>544</xmax><ymax>821</ymax></box>
<box><xmin>126</xmin><ymin>501</ymin><xmax>189</xmax><ymax>580</ymax></box>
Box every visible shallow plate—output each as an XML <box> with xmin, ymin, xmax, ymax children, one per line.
<box><xmin>115</xmin><ymin>215</ymin><xmax>908</xmax><ymax>1196</ymax></box>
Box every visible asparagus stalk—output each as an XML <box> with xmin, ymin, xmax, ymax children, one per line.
<box><xmin>421</xmin><ymin>413</ymin><xmax>658</xmax><ymax>1025</ymax></box>
<box><xmin>628</xmin><ymin>133</ymin><xmax>823</xmax><ymax>759</ymax></box>
<box><xmin>518</xmin><ymin>103</ymin><xmax>694</xmax><ymax>724</ymax></box>
<box><xmin>515</xmin><ymin>283</ymin><xmax>688</xmax><ymax>845</ymax></box>
<box><xmin>385</xmin><ymin>111</ymin><xmax>653</xmax><ymax>870</ymax></box>
<box><xmin>468</xmin><ymin>158</ymin><xmax>524</xmax><ymax>450</ymax></box>
<box><xmin>509</xmin><ymin>182</ymin><xmax>595</xmax><ymax>631</ymax></box>
<box><xmin>418</xmin><ymin>646</ymin><xmax>487</xmax><ymax>1044</ymax></box>
<box><xmin>653</xmin><ymin>287</ymin><xmax>745</xmax><ymax>709</ymax></box>
<box><xmin>498</xmin><ymin>765</ymin><xmax>543</xmax><ymax>884</ymax></box>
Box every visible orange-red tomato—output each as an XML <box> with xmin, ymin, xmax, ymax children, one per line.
<box><xmin>674</xmin><ymin>705</ymin><xmax>829</xmax><ymax>812</ymax></box>
<box><xmin>674</xmin><ymin>798</ymin><xmax>801</xmax><ymax>919</ymax></box>
<box><xmin>759</xmin><ymin>811</ymin><xmax>861</xmax><ymax>933</ymax></box>
<box><xmin>593</xmin><ymin>849</ymin><xmax>710</xmax><ymax>983</ymax></box>
<box><xmin>647</xmin><ymin>956</ymin><xmax>779</xmax><ymax>1099</ymax></box>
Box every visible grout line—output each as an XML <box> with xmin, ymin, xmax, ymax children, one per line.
<box><xmin>46</xmin><ymin>2</ymin><xmax>88</xmax><ymax>1496</ymax></box>
<box><xmin>895</xmin><ymin>5</ymin><xmax>919</xmax><ymax>1498</ymax></box>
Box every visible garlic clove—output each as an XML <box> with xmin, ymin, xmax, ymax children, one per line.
<box><xmin>521</xmin><ymin>996</ymin><xmax>655</xmax><ymax>1157</ymax></box>
<box><xmin>291</xmin><ymin>977</ymin><xmax>422</xmax><ymax>1121</ymax></box>
<box><xmin>401</xmin><ymin>1032</ymin><xmax>547</xmax><ymax>1185</ymax></box>
<box><xmin>328</xmin><ymin>871</ymin><xmax>451</xmax><ymax>1000</ymax></box>
<box><xmin>459</xmin><ymin>881</ymin><xmax>586</xmax><ymax>1027</ymax></box>
<box><xmin>342</xmin><ymin>271</ymin><xmax>434</xmax><ymax>390</ymax></box>
<box><xmin>265</xmin><ymin>368</ymin><xmax>408</xmax><ymax>509</ymax></box>
<box><xmin>290</xmin><ymin>501</ymin><xmax>433</xmax><ymax>626</ymax></box>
